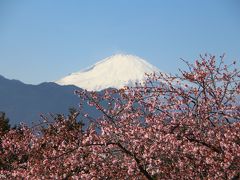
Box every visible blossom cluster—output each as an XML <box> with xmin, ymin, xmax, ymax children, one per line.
<box><xmin>0</xmin><ymin>55</ymin><xmax>239</xmax><ymax>179</ymax></box>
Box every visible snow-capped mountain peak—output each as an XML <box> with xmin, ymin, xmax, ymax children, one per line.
<box><xmin>56</xmin><ymin>54</ymin><xmax>160</xmax><ymax>91</ymax></box>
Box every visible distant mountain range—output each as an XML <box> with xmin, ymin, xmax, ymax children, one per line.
<box><xmin>0</xmin><ymin>75</ymin><xmax>82</xmax><ymax>125</ymax></box>
<box><xmin>0</xmin><ymin>54</ymin><xmax>161</xmax><ymax>126</ymax></box>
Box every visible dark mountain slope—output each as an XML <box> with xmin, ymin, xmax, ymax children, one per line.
<box><xmin>0</xmin><ymin>75</ymin><xmax>81</xmax><ymax>125</ymax></box>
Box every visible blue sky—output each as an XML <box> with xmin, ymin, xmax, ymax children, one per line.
<box><xmin>0</xmin><ymin>0</ymin><xmax>239</xmax><ymax>84</ymax></box>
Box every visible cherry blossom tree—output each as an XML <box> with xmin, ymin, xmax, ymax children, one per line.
<box><xmin>0</xmin><ymin>54</ymin><xmax>239</xmax><ymax>179</ymax></box>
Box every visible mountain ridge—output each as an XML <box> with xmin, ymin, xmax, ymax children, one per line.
<box><xmin>0</xmin><ymin>75</ymin><xmax>81</xmax><ymax>125</ymax></box>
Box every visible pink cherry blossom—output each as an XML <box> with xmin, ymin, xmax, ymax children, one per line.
<box><xmin>0</xmin><ymin>54</ymin><xmax>239</xmax><ymax>179</ymax></box>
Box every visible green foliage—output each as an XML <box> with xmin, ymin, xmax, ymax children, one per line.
<box><xmin>0</xmin><ymin>112</ymin><xmax>10</xmax><ymax>135</ymax></box>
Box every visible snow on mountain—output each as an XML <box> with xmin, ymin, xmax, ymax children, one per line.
<box><xmin>56</xmin><ymin>54</ymin><xmax>160</xmax><ymax>91</ymax></box>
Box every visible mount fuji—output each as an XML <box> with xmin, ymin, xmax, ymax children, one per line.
<box><xmin>0</xmin><ymin>54</ymin><xmax>161</xmax><ymax>125</ymax></box>
<box><xmin>56</xmin><ymin>54</ymin><xmax>160</xmax><ymax>91</ymax></box>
